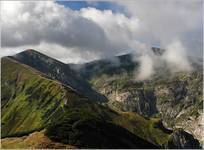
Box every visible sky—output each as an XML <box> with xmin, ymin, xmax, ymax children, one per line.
<box><xmin>1</xmin><ymin>0</ymin><xmax>203</xmax><ymax>64</ymax></box>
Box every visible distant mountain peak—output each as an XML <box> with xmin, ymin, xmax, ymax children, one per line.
<box><xmin>25</xmin><ymin>49</ymin><xmax>37</xmax><ymax>52</ymax></box>
<box><xmin>17</xmin><ymin>49</ymin><xmax>48</xmax><ymax>57</ymax></box>
<box><xmin>151</xmin><ymin>47</ymin><xmax>165</xmax><ymax>56</ymax></box>
<box><xmin>18</xmin><ymin>49</ymin><xmax>40</xmax><ymax>55</ymax></box>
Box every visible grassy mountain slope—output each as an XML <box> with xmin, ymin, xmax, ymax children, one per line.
<box><xmin>113</xmin><ymin>112</ymin><xmax>171</xmax><ymax>146</ymax></box>
<box><xmin>1</xmin><ymin>57</ymin><xmax>87</xmax><ymax>137</ymax></box>
<box><xmin>1</xmin><ymin>57</ymin><xmax>162</xmax><ymax>148</ymax></box>
<box><xmin>44</xmin><ymin>109</ymin><xmax>159</xmax><ymax>149</ymax></box>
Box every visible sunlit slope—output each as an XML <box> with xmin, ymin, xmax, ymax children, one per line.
<box><xmin>1</xmin><ymin>131</ymin><xmax>76</xmax><ymax>149</ymax></box>
<box><xmin>1</xmin><ymin>57</ymin><xmax>87</xmax><ymax>137</ymax></box>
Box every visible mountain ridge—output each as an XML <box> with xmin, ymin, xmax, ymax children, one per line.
<box><xmin>5</xmin><ymin>56</ymin><xmax>83</xmax><ymax>96</ymax></box>
<box><xmin>8</xmin><ymin>49</ymin><xmax>107</xmax><ymax>102</ymax></box>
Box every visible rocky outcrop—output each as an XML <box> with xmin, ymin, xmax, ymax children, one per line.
<box><xmin>164</xmin><ymin>129</ymin><xmax>201</xmax><ymax>149</ymax></box>
<box><xmin>86</xmin><ymin>71</ymin><xmax>203</xmax><ymax>146</ymax></box>
<box><xmin>155</xmin><ymin>72</ymin><xmax>203</xmax><ymax>143</ymax></box>
<box><xmin>101</xmin><ymin>85</ymin><xmax>158</xmax><ymax>117</ymax></box>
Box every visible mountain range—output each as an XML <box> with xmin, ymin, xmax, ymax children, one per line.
<box><xmin>1</xmin><ymin>49</ymin><xmax>203</xmax><ymax>149</ymax></box>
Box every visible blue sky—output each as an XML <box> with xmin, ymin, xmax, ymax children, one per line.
<box><xmin>56</xmin><ymin>1</ymin><xmax>127</xmax><ymax>14</ymax></box>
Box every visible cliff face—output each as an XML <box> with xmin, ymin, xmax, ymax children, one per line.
<box><xmin>89</xmin><ymin>71</ymin><xmax>203</xmax><ymax>142</ymax></box>
<box><xmin>97</xmin><ymin>79</ymin><xmax>158</xmax><ymax>117</ymax></box>
<box><xmin>77</xmin><ymin>53</ymin><xmax>203</xmax><ymax>145</ymax></box>
<box><xmin>154</xmin><ymin>72</ymin><xmax>203</xmax><ymax>142</ymax></box>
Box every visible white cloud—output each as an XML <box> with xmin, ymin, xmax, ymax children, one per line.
<box><xmin>117</xmin><ymin>0</ymin><xmax>203</xmax><ymax>56</ymax></box>
<box><xmin>80</xmin><ymin>7</ymin><xmax>140</xmax><ymax>45</ymax></box>
<box><xmin>135</xmin><ymin>54</ymin><xmax>155</xmax><ymax>81</ymax></box>
<box><xmin>1</xmin><ymin>0</ymin><xmax>202</xmax><ymax>72</ymax></box>
<box><xmin>163</xmin><ymin>40</ymin><xmax>192</xmax><ymax>72</ymax></box>
<box><xmin>1</xmin><ymin>1</ymin><xmax>147</xmax><ymax>63</ymax></box>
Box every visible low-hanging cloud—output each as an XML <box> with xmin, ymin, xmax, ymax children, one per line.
<box><xmin>117</xmin><ymin>0</ymin><xmax>202</xmax><ymax>80</ymax></box>
<box><xmin>163</xmin><ymin>40</ymin><xmax>192</xmax><ymax>73</ymax></box>
<box><xmin>134</xmin><ymin>39</ymin><xmax>193</xmax><ymax>81</ymax></box>
<box><xmin>135</xmin><ymin>54</ymin><xmax>154</xmax><ymax>81</ymax></box>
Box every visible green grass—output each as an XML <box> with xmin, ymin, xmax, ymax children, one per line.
<box><xmin>45</xmin><ymin>108</ymin><xmax>159</xmax><ymax>149</ymax></box>
<box><xmin>2</xmin><ymin>57</ymin><xmax>176</xmax><ymax>148</ymax></box>
<box><xmin>113</xmin><ymin>112</ymin><xmax>171</xmax><ymax>146</ymax></box>
<box><xmin>1</xmin><ymin>57</ymin><xmax>85</xmax><ymax>137</ymax></box>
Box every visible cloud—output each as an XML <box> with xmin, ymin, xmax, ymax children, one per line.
<box><xmin>114</xmin><ymin>0</ymin><xmax>202</xmax><ymax>80</ymax></box>
<box><xmin>133</xmin><ymin>39</ymin><xmax>193</xmax><ymax>81</ymax></box>
<box><xmin>1</xmin><ymin>42</ymin><xmax>102</xmax><ymax>64</ymax></box>
<box><xmin>135</xmin><ymin>54</ymin><xmax>155</xmax><ymax>81</ymax></box>
<box><xmin>163</xmin><ymin>39</ymin><xmax>192</xmax><ymax>72</ymax></box>
<box><xmin>1</xmin><ymin>0</ymin><xmax>202</xmax><ymax>70</ymax></box>
<box><xmin>1</xmin><ymin>1</ymin><xmax>146</xmax><ymax>63</ymax></box>
<box><xmin>2</xmin><ymin>2</ymin><xmax>109</xmax><ymax>50</ymax></box>
<box><xmin>117</xmin><ymin>0</ymin><xmax>203</xmax><ymax>56</ymax></box>
<box><xmin>80</xmin><ymin>7</ymin><xmax>140</xmax><ymax>46</ymax></box>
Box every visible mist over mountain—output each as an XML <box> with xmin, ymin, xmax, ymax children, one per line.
<box><xmin>71</xmin><ymin>46</ymin><xmax>202</xmax><ymax>80</ymax></box>
<box><xmin>70</xmin><ymin>47</ymin><xmax>203</xmax><ymax>145</ymax></box>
